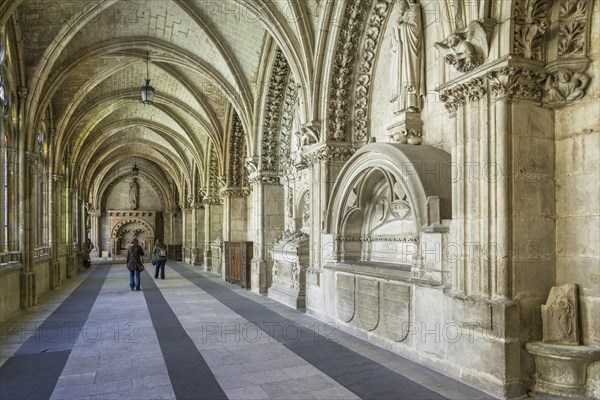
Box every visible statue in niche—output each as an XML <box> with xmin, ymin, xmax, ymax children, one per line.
<box><xmin>543</xmin><ymin>70</ymin><xmax>590</xmax><ymax>104</ymax></box>
<box><xmin>390</xmin><ymin>0</ymin><xmax>425</xmax><ymax>113</ymax></box>
<box><xmin>434</xmin><ymin>21</ymin><xmax>488</xmax><ymax>73</ymax></box>
<box><xmin>541</xmin><ymin>284</ymin><xmax>579</xmax><ymax>345</ymax></box>
<box><xmin>129</xmin><ymin>178</ymin><xmax>139</xmax><ymax>210</ymax></box>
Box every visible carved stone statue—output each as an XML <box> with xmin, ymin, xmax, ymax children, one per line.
<box><xmin>129</xmin><ymin>178</ymin><xmax>139</xmax><ymax>210</ymax></box>
<box><xmin>390</xmin><ymin>0</ymin><xmax>425</xmax><ymax>113</ymax></box>
<box><xmin>434</xmin><ymin>21</ymin><xmax>488</xmax><ymax>73</ymax></box>
<box><xmin>543</xmin><ymin>70</ymin><xmax>590</xmax><ymax>105</ymax></box>
<box><xmin>541</xmin><ymin>284</ymin><xmax>579</xmax><ymax>345</ymax></box>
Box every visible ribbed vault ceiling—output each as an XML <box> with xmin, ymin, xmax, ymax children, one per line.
<box><xmin>5</xmin><ymin>0</ymin><xmax>324</xmax><ymax>205</ymax></box>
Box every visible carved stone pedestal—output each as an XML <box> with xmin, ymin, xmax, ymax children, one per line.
<box><xmin>526</xmin><ymin>342</ymin><xmax>600</xmax><ymax>397</ymax></box>
<box><xmin>268</xmin><ymin>232</ymin><xmax>309</xmax><ymax>309</ymax></box>
<box><xmin>386</xmin><ymin>111</ymin><xmax>422</xmax><ymax>144</ymax></box>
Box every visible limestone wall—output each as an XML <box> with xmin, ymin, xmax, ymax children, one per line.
<box><xmin>0</xmin><ymin>267</ymin><xmax>21</xmax><ymax>322</ymax></box>
<box><xmin>105</xmin><ymin>178</ymin><xmax>161</xmax><ymax>211</ymax></box>
<box><xmin>554</xmin><ymin>5</ymin><xmax>600</xmax><ymax>347</ymax></box>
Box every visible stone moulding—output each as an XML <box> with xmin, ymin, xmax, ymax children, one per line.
<box><xmin>353</xmin><ymin>0</ymin><xmax>392</xmax><ymax>142</ymax></box>
<box><xmin>302</xmin><ymin>143</ymin><xmax>356</xmax><ymax>167</ymax></box>
<box><xmin>439</xmin><ymin>62</ymin><xmax>547</xmax><ymax>112</ymax></box>
<box><xmin>328</xmin><ymin>0</ymin><xmax>371</xmax><ymax>142</ymax></box>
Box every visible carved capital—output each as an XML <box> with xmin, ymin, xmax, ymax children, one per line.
<box><xmin>202</xmin><ymin>197</ymin><xmax>223</xmax><ymax>206</ymax></box>
<box><xmin>439</xmin><ymin>77</ymin><xmax>487</xmax><ymax>113</ymax></box>
<box><xmin>487</xmin><ymin>66</ymin><xmax>546</xmax><ymax>101</ymax></box>
<box><xmin>303</xmin><ymin>144</ymin><xmax>356</xmax><ymax>167</ymax></box>
<box><xmin>221</xmin><ymin>187</ymin><xmax>251</xmax><ymax>197</ymax></box>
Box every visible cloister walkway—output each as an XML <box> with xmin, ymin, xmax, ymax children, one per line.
<box><xmin>1</xmin><ymin>262</ymin><xmax>496</xmax><ymax>400</ymax></box>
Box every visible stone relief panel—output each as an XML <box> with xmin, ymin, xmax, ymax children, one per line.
<box><xmin>381</xmin><ymin>282</ymin><xmax>410</xmax><ymax>342</ymax></box>
<box><xmin>542</xmin><ymin>70</ymin><xmax>590</xmax><ymax>106</ymax></box>
<box><xmin>356</xmin><ymin>278</ymin><xmax>380</xmax><ymax>331</ymax></box>
<box><xmin>541</xmin><ymin>284</ymin><xmax>579</xmax><ymax>345</ymax></box>
<box><xmin>336</xmin><ymin>274</ymin><xmax>356</xmax><ymax>323</ymax></box>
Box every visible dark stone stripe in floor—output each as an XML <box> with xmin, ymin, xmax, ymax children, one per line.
<box><xmin>170</xmin><ymin>264</ymin><xmax>446</xmax><ymax>400</ymax></box>
<box><xmin>140</xmin><ymin>270</ymin><xmax>227</xmax><ymax>400</ymax></box>
<box><xmin>0</xmin><ymin>265</ymin><xmax>111</xmax><ymax>400</ymax></box>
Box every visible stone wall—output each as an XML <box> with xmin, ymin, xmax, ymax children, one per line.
<box><xmin>105</xmin><ymin>178</ymin><xmax>161</xmax><ymax>211</ymax></box>
<box><xmin>0</xmin><ymin>267</ymin><xmax>21</xmax><ymax>322</ymax></box>
<box><xmin>554</xmin><ymin>5</ymin><xmax>600</xmax><ymax>349</ymax></box>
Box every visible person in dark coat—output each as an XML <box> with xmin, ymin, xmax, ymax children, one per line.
<box><xmin>126</xmin><ymin>237</ymin><xmax>144</xmax><ymax>291</ymax></box>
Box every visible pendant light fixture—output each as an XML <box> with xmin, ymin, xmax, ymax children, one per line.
<box><xmin>140</xmin><ymin>52</ymin><xmax>155</xmax><ymax>105</ymax></box>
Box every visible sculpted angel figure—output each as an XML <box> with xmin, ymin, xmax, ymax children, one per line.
<box><xmin>390</xmin><ymin>0</ymin><xmax>425</xmax><ymax>113</ymax></box>
<box><xmin>434</xmin><ymin>21</ymin><xmax>488</xmax><ymax>73</ymax></box>
<box><xmin>543</xmin><ymin>70</ymin><xmax>589</xmax><ymax>104</ymax></box>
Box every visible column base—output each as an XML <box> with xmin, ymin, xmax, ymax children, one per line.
<box><xmin>526</xmin><ymin>341</ymin><xmax>600</xmax><ymax>397</ymax></box>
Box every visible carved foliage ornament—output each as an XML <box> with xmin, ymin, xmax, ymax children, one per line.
<box><xmin>514</xmin><ymin>0</ymin><xmax>548</xmax><ymax>60</ymax></box>
<box><xmin>354</xmin><ymin>0</ymin><xmax>392</xmax><ymax>142</ymax></box>
<box><xmin>263</xmin><ymin>49</ymin><xmax>291</xmax><ymax>172</ymax></box>
<box><xmin>303</xmin><ymin>145</ymin><xmax>356</xmax><ymax>167</ymax></box>
<box><xmin>279</xmin><ymin>75</ymin><xmax>298</xmax><ymax>171</ymax></box>
<box><xmin>486</xmin><ymin>66</ymin><xmax>546</xmax><ymax>99</ymax></box>
<box><xmin>228</xmin><ymin>112</ymin><xmax>246</xmax><ymax>188</ymax></box>
<box><xmin>558</xmin><ymin>0</ymin><xmax>590</xmax><ymax>57</ymax></box>
<box><xmin>328</xmin><ymin>0</ymin><xmax>370</xmax><ymax>142</ymax></box>
<box><xmin>439</xmin><ymin>77</ymin><xmax>487</xmax><ymax>113</ymax></box>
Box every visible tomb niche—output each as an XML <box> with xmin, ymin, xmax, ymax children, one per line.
<box><xmin>323</xmin><ymin>143</ymin><xmax>451</xmax><ymax>342</ymax></box>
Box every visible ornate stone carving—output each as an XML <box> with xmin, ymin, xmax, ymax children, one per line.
<box><xmin>328</xmin><ymin>0</ymin><xmax>370</xmax><ymax>142</ymax></box>
<box><xmin>541</xmin><ymin>284</ymin><xmax>579</xmax><ymax>345</ymax></box>
<box><xmin>486</xmin><ymin>66</ymin><xmax>546</xmax><ymax>100</ymax></box>
<box><xmin>514</xmin><ymin>0</ymin><xmax>548</xmax><ymax>60</ymax></box>
<box><xmin>221</xmin><ymin>187</ymin><xmax>250</xmax><ymax>197</ymax></box>
<box><xmin>439</xmin><ymin>77</ymin><xmax>486</xmax><ymax>113</ymax></box>
<box><xmin>557</xmin><ymin>0</ymin><xmax>589</xmax><ymax>57</ymax></box>
<box><xmin>295</xmin><ymin>121</ymin><xmax>320</xmax><ymax>150</ymax></box>
<box><xmin>279</xmin><ymin>75</ymin><xmax>298</xmax><ymax>171</ymax></box>
<box><xmin>354</xmin><ymin>0</ymin><xmax>393</xmax><ymax>142</ymax></box>
<box><xmin>434</xmin><ymin>21</ymin><xmax>488</xmax><ymax>73</ymax></box>
<box><xmin>303</xmin><ymin>144</ymin><xmax>356</xmax><ymax>167</ymax></box>
<box><xmin>228</xmin><ymin>112</ymin><xmax>246</xmax><ymax>188</ymax></box>
<box><xmin>389</xmin><ymin>0</ymin><xmax>425</xmax><ymax>112</ymax></box>
<box><xmin>207</xmin><ymin>147</ymin><xmax>221</xmax><ymax>199</ymax></box>
<box><xmin>262</xmin><ymin>49</ymin><xmax>291</xmax><ymax>172</ymax></box>
<box><xmin>542</xmin><ymin>70</ymin><xmax>589</xmax><ymax>106</ymax></box>
<box><xmin>128</xmin><ymin>178</ymin><xmax>139</xmax><ymax>210</ymax></box>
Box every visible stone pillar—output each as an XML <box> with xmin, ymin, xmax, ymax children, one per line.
<box><xmin>89</xmin><ymin>209</ymin><xmax>101</xmax><ymax>257</ymax></box>
<box><xmin>189</xmin><ymin>203</ymin><xmax>203</xmax><ymax>265</ymax></box>
<box><xmin>222</xmin><ymin>188</ymin><xmax>250</xmax><ymax>242</ymax></box>
<box><xmin>203</xmin><ymin>198</ymin><xmax>223</xmax><ymax>271</ymax></box>
<box><xmin>248</xmin><ymin>174</ymin><xmax>283</xmax><ymax>294</ymax></box>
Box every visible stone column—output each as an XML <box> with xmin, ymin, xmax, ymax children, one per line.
<box><xmin>248</xmin><ymin>174</ymin><xmax>283</xmax><ymax>294</ymax></box>
<box><xmin>88</xmin><ymin>209</ymin><xmax>101</xmax><ymax>257</ymax></box>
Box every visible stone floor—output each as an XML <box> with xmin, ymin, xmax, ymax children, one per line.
<box><xmin>0</xmin><ymin>262</ymin><xmax>502</xmax><ymax>400</ymax></box>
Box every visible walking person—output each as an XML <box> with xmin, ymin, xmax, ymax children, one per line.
<box><xmin>152</xmin><ymin>238</ymin><xmax>168</xmax><ymax>279</ymax></box>
<box><xmin>126</xmin><ymin>237</ymin><xmax>144</xmax><ymax>291</ymax></box>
